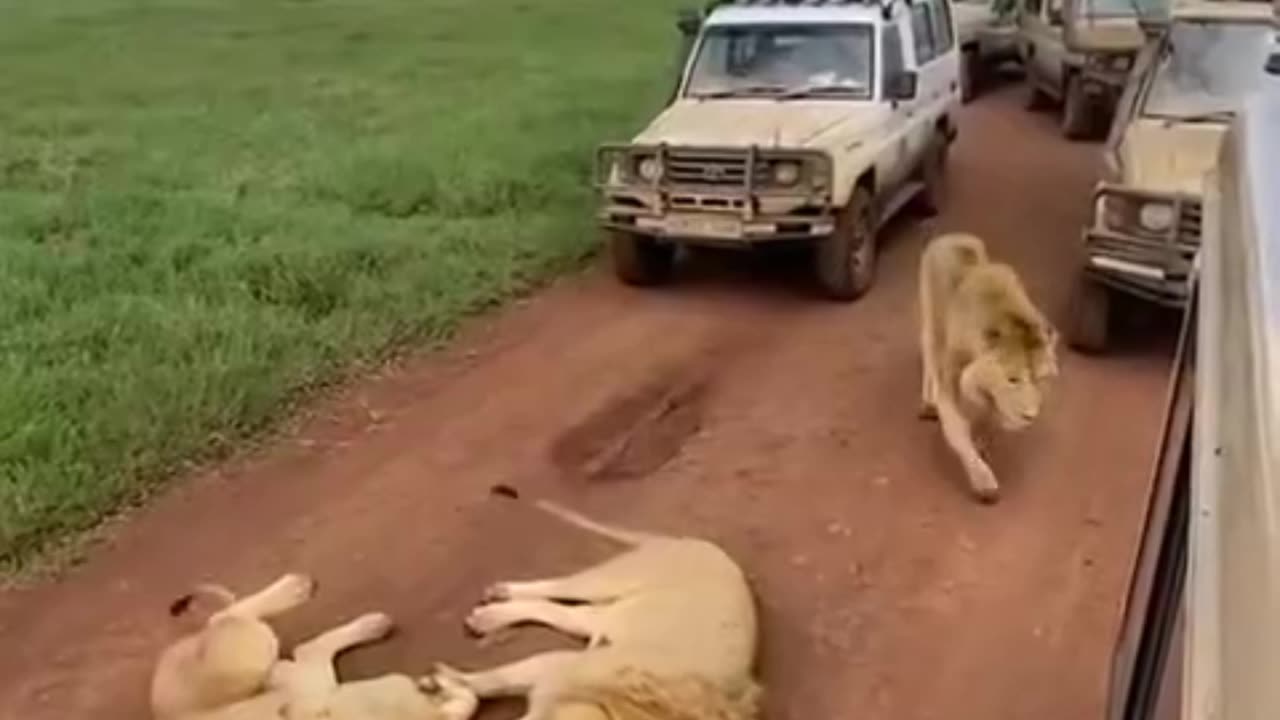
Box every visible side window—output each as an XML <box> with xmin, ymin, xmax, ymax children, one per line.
<box><xmin>1025</xmin><ymin>0</ymin><xmax>1043</xmax><ymax>19</ymax></box>
<box><xmin>910</xmin><ymin>3</ymin><xmax>937</xmax><ymax>64</ymax></box>
<box><xmin>930</xmin><ymin>0</ymin><xmax>955</xmax><ymax>54</ymax></box>
<box><xmin>880</xmin><ymin>22</ymin><xmax>905</xmax><ymax>92</ymax></box>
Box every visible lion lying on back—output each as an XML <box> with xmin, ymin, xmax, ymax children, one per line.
<box><xmin>918</xmin><ymin>233</ymin><xmax>1059</xmax><ymax>503</ymax></box>
<box><xmin>150</xmin><ymin>573</ymin><xmax>478</xmax><ymax>720</ymax></box>
<box><xmin>438</xmin><ymin>485</ymin><xmax>761</xmax><ymax>720</ymax></box>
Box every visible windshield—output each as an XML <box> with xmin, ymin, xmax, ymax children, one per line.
<box><xmin>1074</xmin><ymin>0</ymin><xmax>1168</xmax><ymax>19</ymax></box>
<box><xmin>1143</xmin><ymin>21</ymin><xmax>1273</xmax><ymax>119</ymax></box>
<box><xmin>683</xmin><ymin>23</ymin><xmax>875</xmax><ymax>100</ymax></box>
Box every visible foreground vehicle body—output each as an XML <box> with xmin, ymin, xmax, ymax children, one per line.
<box><xmin>1017</xmin><ymin>0</ymin><xmax>1161</xmax><ymax>138</ymax></box>
<box><xmin>1066</xmin><ymin>0</ymin><xmax>1275</xmax><ymax>350</ymax></box>
<box><xmin>595</xmin><ymin>0</ymin><xmax>962</xmax><ymax>300</ymax></box>
<box><xmin>1104</xmin><ymin>23</ymin><xmax>1280</xmax><ymax>718</ymax></box>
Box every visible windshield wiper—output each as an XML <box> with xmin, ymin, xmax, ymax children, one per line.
<box><xmin>693</xmin><ymin>84</ymin><xmax>787</xmax><ymax>99</ymax></box>
<box><xmin>779</xmin><ymin>83</ymin><xmax>867</xmax><ymax>99</ymax></box>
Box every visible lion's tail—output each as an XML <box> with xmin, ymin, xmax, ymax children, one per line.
<box><xmin>490</xmin><ymin>485</ymin><xmax>660</xmax><ymax>547</ymax></box>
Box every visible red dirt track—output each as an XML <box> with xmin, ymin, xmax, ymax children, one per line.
<box><xmin>0</xmin><ymin>85</ymin><xmax>1173</xmax><ymax>720</ymax></box>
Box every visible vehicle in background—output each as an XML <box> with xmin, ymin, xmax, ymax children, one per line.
<box><xmin>955</xmin><ymin>0</ymin><xmax>1022</xmax><ymax>101</ymax></box>
<box><xmin>1016</xmin><ymin>0</ymin><xmax>1163</xmax><ymax>138</ymax></box>
<box><xmin>596</xmin><ymin>0</ymin><xmax>962</xmax><ymax>301</ymax></box>
<box><xmin>1066</xmin><ymin>0</ymin><xmax>1276</xmax><ymax>351</ymax></box>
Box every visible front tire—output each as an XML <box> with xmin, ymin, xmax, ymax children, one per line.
<box><xmin>610</xmin><ymin>230</ymin><xmax>675</xmax><ymax>286</ymax></box>
<box><xmin>1067</xmin><ymin>274</ymin><xmax>1110</xmax><ymax>353</ymax></box>
<box><xmin>1061</xmin><ymin>73</ymin><xmax>1095</xmax><ymax>140</ymax></box>
<box><xmin>915</xmin><ymin>132</ymin><xmax>949</xmax><ymax>216</ymax></box>
<box><xmin>814</xmin><ymin>187</ymin><xmax>877</xmax><ymax>301</ymax></box>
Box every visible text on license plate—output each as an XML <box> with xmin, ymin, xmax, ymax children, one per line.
<box><xmin>666</xmin><ymin>214</ymin><xmax>741</xmax><ymax>238</ymax></box>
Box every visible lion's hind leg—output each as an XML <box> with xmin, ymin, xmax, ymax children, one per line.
<box><xmin>465</xmin><ymin>599</ymin><xmax>604</xmax><ymax>646</ymax></box>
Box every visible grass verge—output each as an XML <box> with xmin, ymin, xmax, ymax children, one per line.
<box><xmin>0</xmin><ymin>0</ymin><xmax>684</xmax><ymax>571</ymax></box>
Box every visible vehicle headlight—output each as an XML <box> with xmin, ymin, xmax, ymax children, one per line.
<box><xmin>1138</xmin><ymin>202</ymin><xmax>1175</xmax><ymax>232</ymax></box>
<box><xmin>1098</xmin><ymin>193</ymin><xmax>1176</xmax><ymax>235</ymax></box>
<box><xmin>772</xmin><ymin>160</ymin><xmax>801</xmax><ymax>187</ymax></box>
<box><xmin>635</xmin><ymin>156</ymin><xmax>662</xmax><ymax>182</ymax></box>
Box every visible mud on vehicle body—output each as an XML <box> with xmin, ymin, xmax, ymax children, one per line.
<box><xmin>595</xmin><ymin>0</ymin><xmax>963</xmax><ymax>301</ymax></box>
<box><xmin>1066</xmin><ymin>0</ymin><xmax>1276</xmax><ymax>351</ymax></box>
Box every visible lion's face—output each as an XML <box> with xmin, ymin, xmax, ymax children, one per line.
<box><xmin>962</xmin><ymin>322</ymin><xmax>1059</xmax><ymax>431</ymax></box>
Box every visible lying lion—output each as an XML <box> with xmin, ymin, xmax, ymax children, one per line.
<box><xmin>438</xmin><ymin>486</ymin><xmax>761</xmax><ymax>720</ymax></box>
<box><xmin>150</xmin><ymin>573</ymin><xmax>479</xmax><ymax>720</ymax></box>
<box><xmin>918</xmin><ymin>233</ymin><xmax>1059</xmax><ymax>503</ymax></box>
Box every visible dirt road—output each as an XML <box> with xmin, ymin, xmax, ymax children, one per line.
<box><xmin>0</xmin><ymin>85</ymin><xmax>1173</xmax><ymax>720</ymax></box>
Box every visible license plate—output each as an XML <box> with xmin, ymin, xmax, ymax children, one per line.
<box><xmin>665</xmin><ymin>214</ymin><xmax>742</xmax><ymax>239</ymax></box>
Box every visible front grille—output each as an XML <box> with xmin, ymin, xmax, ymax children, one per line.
<box><xmin>1177</xmin><ymin>201</ymin><xmax>1202</xmax><ymax>247</ymax></box>
<box><xmin>665</xmin><ymin>149</ymin><xmax>766</xmax><ymax>188</ymax></box>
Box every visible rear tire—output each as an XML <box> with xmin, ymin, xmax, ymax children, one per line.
<box><xmin>610</xmin><ymin>230</ymin><xmax>675</xmax><ymax>286</ymax></box>
<box><xmin>915</xmin><ymin>132</ymin><xmax>949</xmax><ymax>216</ymax></box>
<box><xmin>960</xmin><ymin>47</ymin><xmax>981</xmax><ymax>103</ymax></box>
<box><xmin>814</xmin><ymin>187</ymin><xmax>877</xmax><ymax>301</ymax></box>
<box><xmin>1061</xmin><ymin>73</ymin><xmax>1095</xmax><ymax>140</ymax></box>
<box><xmin>1068</xmin><ymin>274</ymin><xmax>1110</xmax><ymax>353</ymax></box>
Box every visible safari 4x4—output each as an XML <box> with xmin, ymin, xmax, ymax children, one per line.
<box><xmin>1066</xmin><ymin>0</ymin><xmax>1277</xmax><ymax>351</ymax></box>
<box><xmin>1017</xmin><ymin>0</ymin><xmax>1165</xmax><ymax>138</ymax></box>
<box><xmin>954</xmin><ymin>0</ymin><xmax>1021</xmax><ymax>101</ymax></box>
<box><xmin>595</xmin><ymin>0</ymin><xmax>963</xmax><ymax>301</ymax></box>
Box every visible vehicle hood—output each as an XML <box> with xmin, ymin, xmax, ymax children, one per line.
<box><xmin>631</xmin><ymin>99</ymin><xmax>884</xmax><ymax>150</ymax></box>
<box><xmin>1116</xmin><ymin>118</ymin><xmax>1229</xmax><ymax>194</ymax></box>
<box><xmin>1070</xmin><ymin>17</ymin><xmax>1146</xmax><ymax>51</ymax></box>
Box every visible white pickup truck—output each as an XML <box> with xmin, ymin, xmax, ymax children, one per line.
<box><xmin>595</xmin><ymin>0</ymin><xmax>963</xmax><ymax>301</ymax></box>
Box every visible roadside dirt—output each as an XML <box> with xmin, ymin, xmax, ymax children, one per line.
<box><xmin>0</xmin><ymin>84</ymin><xmax>1174</xmax><ymax>720</ymax></box>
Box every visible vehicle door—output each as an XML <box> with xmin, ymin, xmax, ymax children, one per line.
<box><xmin>908</xmin><ymin>0</ymin><xmax>943</xmax><ymax>155</ymax></box>
<box><xmin>927</xmin><ymin>0</ymin><xmax>963</xmax><ymax>107</ymax></box>
<box><xmin>878</xmin><ymin>15</ymin><xmax>917</xmax><ymax>193</ymax></box>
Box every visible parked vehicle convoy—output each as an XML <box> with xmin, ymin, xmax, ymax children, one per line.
<box><xmin>1016</xmin><ymin>0</ymin><xmax>1164</xmax><ymax>138</ymax></box>
<box><xmin>1065</xmin><ymin>0</ymin><xmax>1277</xmax><ymax>350</ymax></box>
<box><xmin>595</xmin><ymin>0</ymin><xmax>962</xmax><ymax>300</ymax></box>
<box><xmin>954</xmin><ymin>0</ymin><xmax>1022</xmax><ymax>100</ymax></box>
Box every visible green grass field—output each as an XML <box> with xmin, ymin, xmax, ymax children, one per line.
<box><xmin>0</xmin><ymin>0</ymin><xmax>683</xmax><ymax>570</ymax></box>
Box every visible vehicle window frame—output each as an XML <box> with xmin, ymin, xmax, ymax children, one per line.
<box><xmin>910</xmin><ymin>2</ymin><xmax>939</xmax><ymax>65</ymax></box>
<box><xmin>679</xmin><ymin>22</ymin><xmax>880</xmax><ymax>100</ymax></box>
<box><xmin>929</xmin><ymin>0</ymin><xmax>956</xmax><ymax>55</ymax></box>
<box><xmin>880</xmin><ymin>20</ymin><xmax>907</xmax><ymax>99</ymax></box>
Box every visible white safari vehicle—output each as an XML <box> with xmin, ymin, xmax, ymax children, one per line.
<box><xmin>1016</xmin><ymin>0</ymin><xmax>1164</xmax><ymax>138</ymax></box>
<box><xmin>954</xmin><ymin>0</ymin><xmax>1021</xmax><ymax>100</ymax></box>
<box><xmin>1066</xmin><ymin>0</ymin><xmax>1277</xmax><ymax>350</ymax></box>
<box><xmin>595</xmin><ymin>0</ymin><xmax>963</xmax><ymax>300</ymax></box>
<box><xmin>1103</xmin><ymin>17</ymin><xmax>1280</xmax><ymax>717</ymax></box>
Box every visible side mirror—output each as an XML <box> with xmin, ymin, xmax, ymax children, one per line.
<box><xmin>886</xmin><ymin>70</ymin><xmax>918</xmax><ymax>100</ymax></box>
<box><xmin>677</xmin><ymin>8</ymin><xmax>702</xmax><ymax>37</ymax></box>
